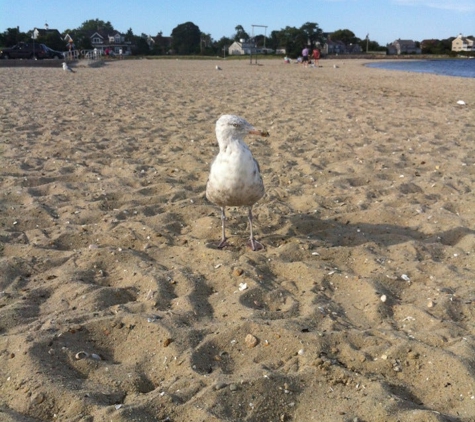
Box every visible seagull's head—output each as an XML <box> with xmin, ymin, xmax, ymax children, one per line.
<box><xmin>216</xmin><ymin>115</ymin><xmax>269</xmax><ymax>141</ymax></box>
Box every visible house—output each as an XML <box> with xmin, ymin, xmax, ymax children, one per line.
<box><xmin>387</xmin><ymin>39</ymin><xmax>421</xmax><ymax>55</ymax></box>
<box><xmin>323</xmin><ymin>39</ymin><xmax>362</xmax><ymax>55</ymax></box>
<box><xmin>32</xmin><ymin>26</ymin><xmax>62</xmax><ymax>41</ymax></box>
<box><xmin>323</xmin><ymin>39</ymin><xmax>346</xmax><ymax>55</ymax></box>
<box><xmin>346</xmin><ymin>43</ymin><xmax>363</xmax><ymax>54</ymax></box>
<box><xmin>88</xmin><ymin>30</ymin><xmax>132</xmax><ymax>55</ymax></box>
<box><xmin>63</xmin><ymin>30</ymin><xmax>133</xmax><ymax>55</ymax></box>
<box><xmin>452</xmin><ymin>34</ymin><xmax>475</xmax><ymax>52</ymax></box>
<box><xmin>228</xmin><ymin>41</ymin><xmax>257</xmax><ymax>55</ymax></box>
<box><xmin>30</xmin><ymin>25</ymin><xmax>64</xmax><ymax>50</ymax></box>
<box><xmin>256</xmin><ymin>47</ymin><xmax>274</xmax><ymax>54</ymax></box>
<box><xmin>319</xmin><ymin>33</ymin><xmax>362</xmax><ymax>55</ymax></box>
<box><xmin>147</xmin><ymin>33</ymin><xmax>173</xmax><ymax>54</ymax></box>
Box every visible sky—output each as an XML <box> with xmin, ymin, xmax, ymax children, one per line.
<box><xmin>1</xmin><ymin>0</ymin><xmax>474</xmax><ymax>46</ymax></box>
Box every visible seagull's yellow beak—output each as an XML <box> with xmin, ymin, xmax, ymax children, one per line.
<box><xmin>249</xmin><ymin>129</ymin><xmax>270</xmax><ymax>137</ymax></box>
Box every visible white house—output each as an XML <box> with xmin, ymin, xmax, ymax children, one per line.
<box><xmin>228</xmin><ymin>41</ymin><xmax>274</xmax><ymax>55</ymax></box>
<box><xmin>63</xmin><ymin>30</ymin><xmax>133</xmax><ymax>55</ymax></box>
<box><xmin>228</xmin><ymin>41</ymin><xmax>256</xmax><ymax>55</ymax></box>
<box><xmin>452</xmin><ymin>34</ymin><xmax>475</xmax><ymax>52</ymax></box>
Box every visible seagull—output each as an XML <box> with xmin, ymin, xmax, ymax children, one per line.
<box><xmin>62</xmin><ymin>62</ymin><xmax>75</xmax><ymax>73</ymax></box>
<box><xmin>206</xmin><ymin>115</ymin><xmax>269</xmax><ymax>251</ymax></box>
<box><xmin>216</xmin><ymin>65</ymin><xmax>222</xmax><ymax>70</ymax></box>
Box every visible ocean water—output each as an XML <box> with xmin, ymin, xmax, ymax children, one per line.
<box><xmin>366</xmin><ymin>59</ymin><xmax>475</xmax><ymax>78</ymax></box>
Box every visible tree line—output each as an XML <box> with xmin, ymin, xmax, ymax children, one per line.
<box><xmin>0</xmin><ymin>18</ymin><xmax>459</xmax><ymax>56</ymax></box>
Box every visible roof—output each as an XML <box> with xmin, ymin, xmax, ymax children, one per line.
<box><xmin>86</xmin><ymin>30</ymin><xmax>125</xmax><ymax>39</ymax></box>
<box><xmin>393</xmin><ymin>39</ymin><xmax>417</xmax><ymax>44</ymax></box>
<box><xmin>230</xmin><ymin>41</ymin><xmax>256</xmax><ymax>49</ymax></box>
<box><xmin>32</xmin><ymin>28</ymin><xmax>62</xmax><ymax>38</ymax></box>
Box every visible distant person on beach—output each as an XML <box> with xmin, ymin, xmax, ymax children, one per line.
<box><xmin>302</xmin><ymin>46</ymin><xmax>309</xmax><ymax>67</ymax></box>
<box><xmin>312</xmin><ymin>48</ymin><xmax>321</xmax><ymax>66</ymax></box>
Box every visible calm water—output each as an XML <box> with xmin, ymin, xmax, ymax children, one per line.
<box><xmin>366</xmin><ymin>59</ymin><xmax>475</xmax><ymax>78</ymax></box>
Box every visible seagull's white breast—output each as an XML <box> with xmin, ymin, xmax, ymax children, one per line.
<box><xmin>206</xmin><ymin>141</ymin><xmax>264</xmax><ymax>207</ymax></box>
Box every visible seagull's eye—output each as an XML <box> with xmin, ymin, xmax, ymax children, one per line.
<box><xmin>232</xmin><ymin>123</ymin><xmax>240</xmax><ymax>128</ymax></box>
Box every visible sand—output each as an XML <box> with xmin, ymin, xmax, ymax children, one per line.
<box><xmin>1</xmin><ymin>58</ymin><xmax>475</xmax><ymax>422</ymax></box>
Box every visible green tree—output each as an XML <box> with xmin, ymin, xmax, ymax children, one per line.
<box><xmin>419</xmin><ymin>38</ymin><xmax>453</xmax><ymax>55</ymax></box>
<box><xmin>150</xmin><ymin>32</ymin><xmax>171</xmax><ymax>55</ymax></box>
<box><xmin>171</xmin><ymin>21</ymin><xmax>201</xmax><ymax>54</ymax></box>
<box><xmin>330</xmin><ymin>29</ymin><xmax>358</xmax><ymax>45</ymax></box>
<box><xmin>78</xmin><ymin>19</ymin><xmax>115</xmax><ymax>33</ymax></box>
<box><xmin>300</xmin><ymin>22</ymin><xmax>324</xmax><ymax>46</ymax></box>
<box><xmin>234</xmin><ymin>25</ymin><xmax>249</xmax><ymax>41</ymax></box>
<box><xmin>0</xmin><ymin>27</ymin><xmax>28</xmax><ymax>47</ymax></box>
<box><xmin>439</xmin><ymin>38</ymin><xmax>455</xmax><ymax>54</ymax></box>
<box><xmin>36</xmin><ymin>32</ymin><xmax>64</xmax><ymax>50</ymax></box>
<box><xmin>214</xmin><ymin>36</ymin><xmax>233</xmax><ymax>57</ymax></box>
<box><xmin>133</xmin><ymin>36</ymin><xmax>150</xmax><ymax>55</ymax></box>
<box><xmin>253</xmin><ymin>34</ymin><xmax>266</xmax><ymax>48</ymax></box>
<box><xmin>62</xmin><ymin>28</ymin><xmax>92</xmax><ymax>50</ymax></box>
<box><xmin>358</xmin><ymin>35</ymin><xmax>385</xmax><ymax>52</ymax></box>
<box><xmin>270</xmin><ymin>26</ymin><xmax>307</xmax><ymax>57</ymax></box>
<box><xmin>200</xmin><ymin>32</ymin><xmax>213</xmax><ymax>55</ymax></box>
<box><xmin>65</xmin><ymin>19</ymin><xmax>113</xmax><ymax>52</ymax></box>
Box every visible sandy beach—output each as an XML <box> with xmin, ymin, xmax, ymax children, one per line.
<box><xmin>1</xmin><ymin>58</ymin><xmax>475</xmax><ymax>421</ymax></box>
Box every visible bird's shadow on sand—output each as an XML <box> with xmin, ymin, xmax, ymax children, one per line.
<box><xmin>203</xmin><ymin>210</ymin><xmax>474</xmax><ymax>254</ymax></box>
<box><xmin>266</xmin><ymin>213</ymin><xmax>474</xmax><ymax>250</ymax></box>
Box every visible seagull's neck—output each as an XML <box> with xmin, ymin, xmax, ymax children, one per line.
<box><xmin>218</xmin><ymin>136</ymin><xmax>247</xmax><ymax>153</ymax></box>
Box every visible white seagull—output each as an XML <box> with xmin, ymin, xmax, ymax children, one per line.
<box><xmin>62</xmin><ymin>62</ymin><xmax>75</xmax><ymax>73</ymax></box>
<box><xmin>206</xmin><ymin>115</ymin><xmax>269</xmax><ymax>251</ymax></box>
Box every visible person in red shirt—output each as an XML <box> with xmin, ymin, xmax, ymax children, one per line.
<box><xmin>312</xmin><ymin>48</ymin><xmax>321</xmax><ymax>67</ymax></box>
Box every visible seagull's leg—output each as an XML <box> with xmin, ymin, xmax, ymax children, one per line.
<box><xmin>217</xmin><ymin>207</ymin><xmax>228</xmax><ymax>249</ymax></box>
<box><xmin>247</xmin><ymin>207</ymin><xmax>264</xmax><ymax>251</ymax></box>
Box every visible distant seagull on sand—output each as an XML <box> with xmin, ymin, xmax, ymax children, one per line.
<box><xmin>206</xmin><ymin>115</ymin><xmax>269</xmax><ymax>251</ymax></box>
<box><xmin>216</xmin><ymin>65</ymin><xmax>222</xmax><ymax>70</ymax></box>
<box><xmin>62</xmin><ymin>62</ymin><xmax>75</xmax><ymax>73</ymax></box>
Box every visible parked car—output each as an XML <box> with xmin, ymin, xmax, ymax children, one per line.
<box><xmin>0</xmin><ymin>42</ymin><xmax>50</xmax><ymax>59</ymax></box>
<box><xmin>44</xmin><ymin>46</ymin><xmax>64</xmax><ymax>59</ymax></box>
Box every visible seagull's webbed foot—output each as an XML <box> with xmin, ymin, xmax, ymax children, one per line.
<box><xmin>247</xmin><ymin>238</ymin><xmax>264</xmax><ymax>251</ymax></box>
<box><xmin>217</xmin><ymin>237</ymin><xmax>228</xmax><ymax>249</ymax></box>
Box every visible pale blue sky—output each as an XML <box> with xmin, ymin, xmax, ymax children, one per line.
<box><xmin>1</xmin><ymin>0</ymin><xmax>474</xmax><ymax>45</ymax></box>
